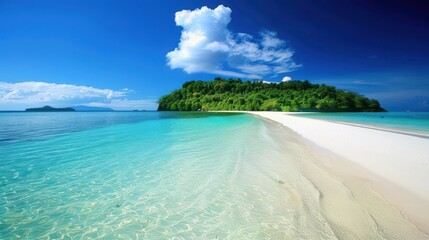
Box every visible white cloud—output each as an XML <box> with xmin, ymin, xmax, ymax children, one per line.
<box><xmin>166</xmin><ymin>5</ymin><xmax>301</xmax><ymax>79</ymax></box>
<box><xmin>237</xmin><ymin>64</ymin><xmax>271</xmax><ymax>75</ymax></box>
<box><xmin>262</xmin><ymin>80</ymin><xmax>277</xmax><ymax>84</ymax></box>
<box><xmin>0</xmin><ymin>81</ymin><xmax>157</xmax><ymax>110</ymax></box>
<box><xmin>260</xmin><ymin>31</ymin><xmax>284</xmax><ymax>49</ymax></box>
<box><xmin>0</xmin><ymin>81</ymin><xmax>126</xmax><ymax>103</ymax></box>
<box><xmin>282</xmin><ymin>76</ymin><xmax>292</xmax><ymax>82</ymax></box>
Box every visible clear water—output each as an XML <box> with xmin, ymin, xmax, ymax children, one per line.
<box><xmin>294</xmin><ymin>112</ymin><xmax>429</xmax><ymax>135</ymax></box>
<box><xmin>1</xmin><ymin>112</ymin><xmax>428</xmax><ymax>239</ymax></box>
<box><xmin>0</xmin><ymin>112</ymin><xmax>312</xmax><ymax>239</ymax></box>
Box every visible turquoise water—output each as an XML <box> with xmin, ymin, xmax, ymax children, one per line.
<box><xmin>294</xmin><ymin>112</ymin><xmax>429</xmax><ymax>135</ymax></box>
<box><xmin>1</xmin><ymin>112</ymin><xmax>428</xmax><ymax>239</ymax></box>
<box><xmin>0</xmin><ymin>112</ymin><xmax>315</xmax><ymax>239</ymax></box>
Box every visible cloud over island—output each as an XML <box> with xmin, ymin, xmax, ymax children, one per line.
<box><xmin>166</xmin><ymin>5</ymin><xmax>301</xmax><ymax>79</ymax></box>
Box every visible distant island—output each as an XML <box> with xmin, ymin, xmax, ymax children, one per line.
<box><xmin>158</xmin><ymin>78</ymin><xmax>385</xmax><ymax>112</ymax></box>
<box><xmin>25</xmin><ymin>105</ymin><xmax>114</xmax><ymax>112</ymax></box>
<box><xmin>70</xmin><ymin>105</ymin><xmax>114</xmax><ymax>111</ymax></box>
<box><xmin>25</xmin><ymin>106</ymin><xmax>76</xmax><ymax>112</ymax></box>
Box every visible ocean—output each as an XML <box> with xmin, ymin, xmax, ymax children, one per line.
<box><xmin>1</xmin><ymin>111</ymin><xmax>427</xmax><ymax>239</ymax></box>
<box><xmin>293</xmin><ymin>112</ymin><xmax>429</xmax><ymax>135</ymax></box>
<box><xmin>0</xmin><ymin>112</ymin><xmax>308</xmax><ymax>239</ymax></box>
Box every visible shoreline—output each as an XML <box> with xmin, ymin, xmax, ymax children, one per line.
<box><xmin>244</xmin><ymin>111</ymin><xmax>429</xmax><ymax>234</ymax></box>
<box><xmin>309</xmin><ymin>118</ymin><xmax>429</xmax><ymax>139</ymax></box>
<box><xmin>215</xmin><ymin>110</ymin><xmax>429</xmax><ymax>138</ymax></box>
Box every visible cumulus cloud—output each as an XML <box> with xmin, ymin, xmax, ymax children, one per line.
<box><xmin>166</xmin><ymin>5</ymin><xmax>301</xmax><ymax>79</ymax></box>
<box><xmin>282</xmin><ymin>76</ymin><xmax>292</xmax><ymax>82</ymax></box>
<box><xmin>0</xmin><ymin>81</ymin><xmax>158</xmax><ymax>110</ymax></box>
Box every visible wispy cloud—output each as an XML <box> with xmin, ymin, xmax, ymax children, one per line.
<box><xmin>0</xmin><ymin>81</ymin><xmax>127</xmax><ymax>103</ymax></box>
<box><xmin>0</xmin><ymin>81</ymin><xmax>157</xmax><ymax>110</ymax></box>
<box><xmin>166</xmin><ymin>5</ymin><xmax>301</xmax><ymax>79</ymax></box>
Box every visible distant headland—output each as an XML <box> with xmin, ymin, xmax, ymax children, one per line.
<box><xmin>25</xmin><ymin>106</ymin><xmax>75</xmax><ymax>112</ymax></box>
<box><xmin>70</xmin><ymin>106</ymin><xmax>114</xmax><ymax>112</ymax></box>
<box><xmin>158</xmin><ymin>78</ymin><xmax>386</xmax><ymax>112</ymax></box>
<box><xmin>25</xmin><ymin>105</ymin><xmax>114</xmax><ymax>112</ymax></box>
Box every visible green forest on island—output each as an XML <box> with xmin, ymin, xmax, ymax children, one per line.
<box><xmin>158</xmin><ymin>78</ymin><xmax>385</xmax><ymax>112</ymax></box>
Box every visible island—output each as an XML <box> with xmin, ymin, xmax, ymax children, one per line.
<box><xmin>158</xmin><ymin>78</ymin><xmax>385</xmax><ymax>112</ymax></box>
<box><xmin>70</xmin><ymin>105</ymin><xmax>114</xmax><ymax>111</ymax></box>
<box><xmin>25</xmin><ymin>106</ymin><xmax>76</xmax><ymax>112</ymax></box>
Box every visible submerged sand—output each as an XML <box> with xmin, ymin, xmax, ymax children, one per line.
<box><xmin>248</xmin><ymin>111</ymin><xmax>429</xmax><ymax>238</ymax></box>
<box><xmin>3</xmin><ymin>111</ymin><xmax>427</xmax><ymax>238</ymax></box>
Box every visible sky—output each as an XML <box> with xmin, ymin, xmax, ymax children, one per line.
<box><xmin>1</xmin><ymin>0</ymin><xmax>428</xmax><ymax>111</ymax></box>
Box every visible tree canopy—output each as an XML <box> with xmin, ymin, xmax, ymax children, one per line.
<box><xmin>158</xmin><ymin>78</ymin><xmax>385</xmax><ymax>112</ymax></box>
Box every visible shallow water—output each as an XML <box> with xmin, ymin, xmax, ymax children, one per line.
<box><xmin>294</xmin><ymin>112</ymin><xmax>429</xmax><ymax>135</ymax></box>
<box><xmin>0</xmin><ymin>112</ymin><xmax>427</xmax><ymax>239</ymax></box>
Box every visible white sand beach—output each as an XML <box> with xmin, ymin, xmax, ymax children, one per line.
<box><xmin>248</xmin><ymin>111</ymin><xmax>429</xmax><ymax>235</ymax></box>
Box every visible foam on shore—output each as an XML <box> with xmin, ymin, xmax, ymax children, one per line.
<box><xmin>249</xmin><ymin>111</ymin><xmax>429</xmax><ymax>234</ymax></box>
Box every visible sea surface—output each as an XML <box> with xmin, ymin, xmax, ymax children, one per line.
<box><xmin>1</xmin><ymin>112</ymin><xmax>427</xmax><ymax>239</ymax></box>
<box><xmin>0</xmin><ymin>112</ymin><xmax>305</xmax><ymax>239</ymax></box>
<box><xmin>294</xmin><ymin>112</ymin><xmax>429</xmax><ymax>135</ymax></box>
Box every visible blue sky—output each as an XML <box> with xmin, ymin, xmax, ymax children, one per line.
<box><xmin>1</xmin><ymin>0</ymin><xmax>428</xmax><ymax>111</ymax></box>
